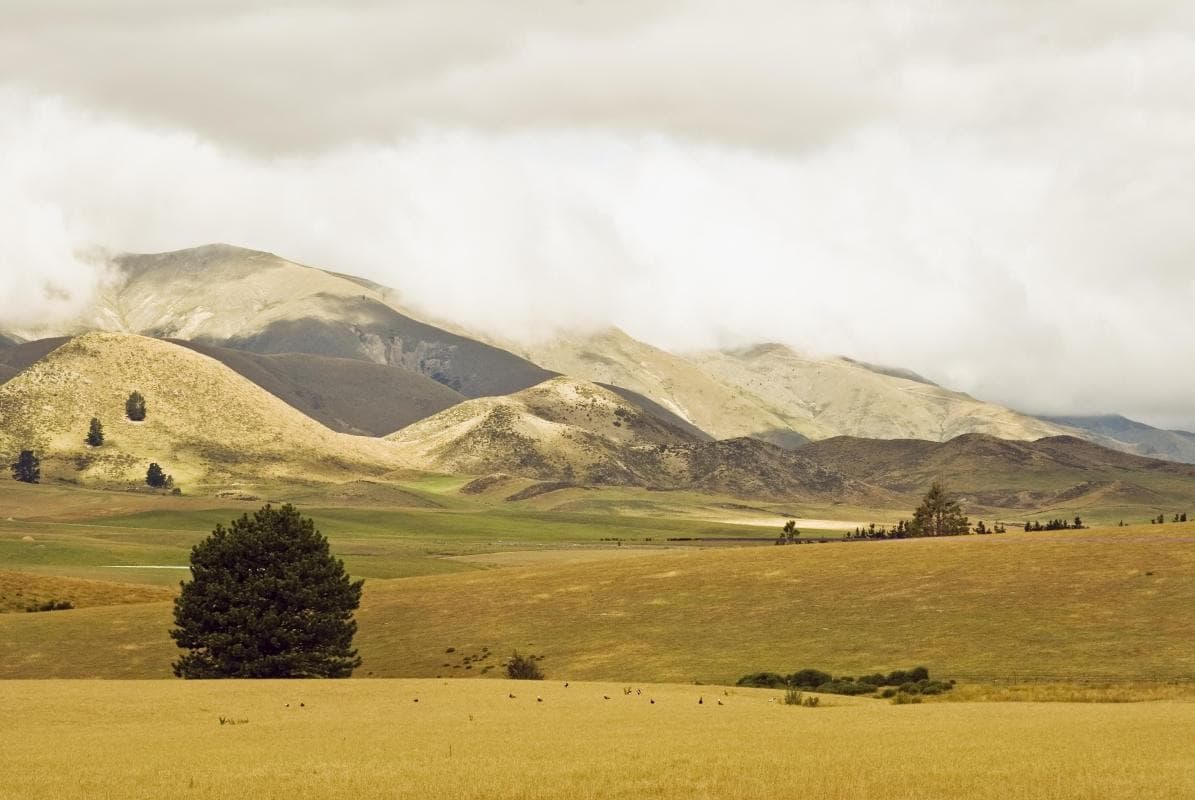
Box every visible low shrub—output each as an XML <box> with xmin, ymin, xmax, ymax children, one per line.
<box><xmin>787</xmin><ymin>668</ymin><xmax>833</xmax><ymax>689</ymax></box>
<box><xmin>891</xmin><ymin>692</ymin><xmax>923</xmax><ymax>705</ymax></box>
<box><xmin>25</xmin><ymin>599</ymin><xmax>74</xmax><ymax>613</ymax></box>
<box><xmin>505</xmin><ymin>651</ymin><xmax>544</xmax><ymax>680</ymax></box>
<box><xmin>736</xmin><ymin>672</ymin><xmax>788</xmax><ymax>689</ymax></box>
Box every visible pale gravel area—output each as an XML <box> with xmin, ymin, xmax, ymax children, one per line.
<box><xmin>446</xmin><ymin>548</ymin><xmax>681</xmax><ymax>568</ymax></box>
<box><xmin>701</xmin><ymin>516</ymin><xmax>866</xmax><ymax>531</ymax></box>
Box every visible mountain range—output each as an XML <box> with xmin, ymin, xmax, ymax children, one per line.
<box><xmin>3</xmin><ymin>244</ymin><xmax>1194</xmax><ymax>510</ymax></box>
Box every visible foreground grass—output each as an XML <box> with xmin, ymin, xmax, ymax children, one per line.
<box><xmin>1</xmin><ymin>680</ymin><xmax>1192</xmax><ymax>800</ymax></box>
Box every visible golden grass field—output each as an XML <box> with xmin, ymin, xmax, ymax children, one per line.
<box><xmin>3</xmin><ymin>519</ymin><xmax>1195</xmax><ymax>685</ymax></box>
<box><xmin>2</xmin><ymin>679</ymin><xmax>1194</xmax><ymax>800</ymax></box>
<box><xmin>3</xmin><ymin>481</ymin><xmax>1195</xmax><ymax>799</ymax></box>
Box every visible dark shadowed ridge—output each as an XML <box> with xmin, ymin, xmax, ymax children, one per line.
<box><xmin>0</xmin><ymin>337</ymin><xmax>71</xmax><ymax>384</ymax></box>
<box><xmin>798</xmin><ymin>432</ymin><xmax>1195</xmax><ymax>509</ymax></box>
<box><xmin>598</xmin><ymin>383</ymin><xmax>713</xmax><ymax>442</ymax></box>
<box><xmin>839</xmin><ymin>356</ymin><xmax>938</xmax><ymax>386</ymax></box>
<box><xmin>170</xmin><ymin>339</ymin><xmax>466</xmax><ymax>436</ymax></box>
<box><xmin>1038</xmin><ymin>414</ymin><xmax>1195</xmax><ymax>465</ymax></box>
<box><xmin>114</xmin><ymin>245</ymin><xmax>558</xmax><ymax>399</ymax></box>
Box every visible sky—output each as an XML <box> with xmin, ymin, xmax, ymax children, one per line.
<box><xmin>2</xmin><ymin>0</ymin><xmax>1195</xmax><ymax>427</ymax></box>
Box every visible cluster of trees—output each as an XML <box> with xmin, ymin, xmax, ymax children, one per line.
<box><xmin>847</xmin><ymin>483</ymin><xmax>992</xmax><ymax>540</ymax></box>
<box><xmin>1149</xmin><ymin>513</ymin><xmax>1188</xmax><ymax>524</ymax></box>
<box><xmin>1024</xmin><ymin>517</ymin><xmax>1084</xmax><ymax>531</ymax></box>
<box><xmin>737</xmin><ymin>666</ymin><xmax>954</xmax><ymax>697</ymax></box>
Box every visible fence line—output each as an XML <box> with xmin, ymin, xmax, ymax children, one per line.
<box><xmin>945</xmin><ymin>673</ymin><xmax>1195</xmax><ymax>685</ymax></box>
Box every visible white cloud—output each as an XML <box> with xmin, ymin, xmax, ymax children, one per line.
<box><xmin>1</xmin><ymin>2</ymin><xmax>1194</xmax><ymax>428</ymax></box>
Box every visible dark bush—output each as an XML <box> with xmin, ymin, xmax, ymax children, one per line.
<box><xmin>898</xmin><ymin>682</ymin><xmax>922</xmax><ymax>695</ymax></box>
<box><xmin>736</xmin><ymin>671</ymin><xmax>788</xmax><ymax>689</ymax></box>
<box><xmin>907</xmin><ymin>666</ymin><xmax>930</xmax><ymax>682</ymax></box>
<box><xmin>787</xmin><ymin>668</ymin><xmax>833</xmax><ymax>689</ymax></box>
<box><xmin>26</xmin><ymin>599</ymin><xmax>74</xmax><ymax>612</ymax></box>
<box><xmin>505</xmin><ymin>651</ymin><xmax>544</xmax><ymax>680</ymax></box>
<box><xmin>880</xmin><ymin>687</ymin><xmax>898</xmax><ymax>698</ymax></box>
<box><xmin>857</xmin><ymin>673</ymin><xmax>886</xmax><ymax>686</ymax></box>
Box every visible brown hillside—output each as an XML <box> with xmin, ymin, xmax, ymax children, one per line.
<box><xmin>170</xmin><ymin>339</ymin><xmax>465</xmax><ymax>436</ymax></box>
<box><xmin>798</xmin><ymin>433</ymin><xmax>1195</xmax><ymax>509</ymax></box>
<box><xmin>386</xmin><ymin>377</ymin><xmax>702</xmax><ymax>484</ymax></box>
<box><xmin>387</xmin><ymin>378</ymin><xmax>879</xmax><ymax>502</ymax></box>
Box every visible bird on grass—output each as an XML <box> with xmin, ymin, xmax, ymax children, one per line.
<box><xmin>603</xmin><ymin>695</ymin><xmax>611</xmax><ymax>700</ymax></box>
<box><xmin>698</xmin><ymin>697</ymin><xmax>703</xmax><ymax>705</ymax></box>
<box><xmin>536</xmin><ymin>697</ymin><xmax>543</xmax><ymax>703</ymax></box>
<box><xmin>508</xmin><ymin>693</ymin><xmax>516</xmax><ymax>699</ymax></box>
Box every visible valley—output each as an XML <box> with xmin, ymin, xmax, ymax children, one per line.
<box><xmin>2</xmin><ymin>245</ymin><xmax>1193</xmax><ymax>800</ymax></box>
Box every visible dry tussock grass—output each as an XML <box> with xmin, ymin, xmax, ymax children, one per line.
<box><xmin>1</xmin><ymin>679</ymin><xmax>1192</xmax><ymax>800</ymax></box>
<box><xmin>0</xmin><ymin>570</ymin><xmax>173</xmax><ymax>613</ymax></box>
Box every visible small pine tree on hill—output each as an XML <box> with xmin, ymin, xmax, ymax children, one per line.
<box><xmin>86</xmin><ymin>417</ymin><xmax>104</xmax><ymax>447</ymax></box>
<box><xmin>125</xmin><ymin>391</ymin><xmax>147</xmax><ymax>421</ymax></box>
<box><xmin>10</xmin><ymin>450</ymin><xmax>40</xmax><ymax>483</ymax></box>
<box><xmin>146</xmin><ymin>462</ymin><xmax>172</xmax><ymax>489</ymax></box>
<box><xmin>171</xmin><ymin>504</ymin><xmax>364</xmax><ymax>678</ymax></box>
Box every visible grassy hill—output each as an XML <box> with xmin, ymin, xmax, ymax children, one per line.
<box><xmin>692</xmin><ymin>343</ymin><xmax>1071</xmax><ymax>442</ymax></box>
<box><xmin>506</xmin><ymin>328</ymin><xmax>1074</xmax><ymax>448</ymax></box>
<box><xmin>504</xmin><ymin>327</ymin><xmax>809</xmax><ymax>447</ymax></box>
<box><xmin>385</xmin><ymin>377</ymin><xmax>876</xmax><ymax>501</ymax></box>
<box><xmin>0</xmin><ymin>332</ymin><xmax>405</xmax><ymax>491</ymax></box>
<box><xmin>385</xmin><ymin>376</ymin><xmax>705</xmax><ymax>482</ymax></box>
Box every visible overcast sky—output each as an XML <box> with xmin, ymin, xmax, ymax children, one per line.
<box><xmin>2</xmin><ymin>1</ymin><xmax>1195</xmax><ymax>427</ymax></box>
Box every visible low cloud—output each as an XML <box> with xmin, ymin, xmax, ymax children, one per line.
<box><xmin>1</xmin><ymin>2</ymin><xmax>1194</xmax><ymax>428</ymax></box>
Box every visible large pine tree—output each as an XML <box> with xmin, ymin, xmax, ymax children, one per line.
<box><xmin>909</xmin><ymin>482</ymin><xmax>970</xmax><ymax>536</ymax></box>
<box><xmin>171</xmin><ymin>504</ymin><xmax>364</xmax><ymax>678</ymax></box>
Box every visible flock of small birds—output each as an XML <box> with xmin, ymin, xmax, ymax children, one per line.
<box><xmin>399</xmin><ymin>684</ymin><xmax>732</xmax><ymax>707</ymax></box>
<box><xmin>283</xmin><ymin>685</ymin><xmax>735</xmax><ymax>711</ymax></box>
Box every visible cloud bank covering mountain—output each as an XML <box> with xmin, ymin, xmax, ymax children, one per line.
<box><xmin>2</xmin><ymin>1</ymin><xmax>1194</xmax><ymax>427</ymax></box>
